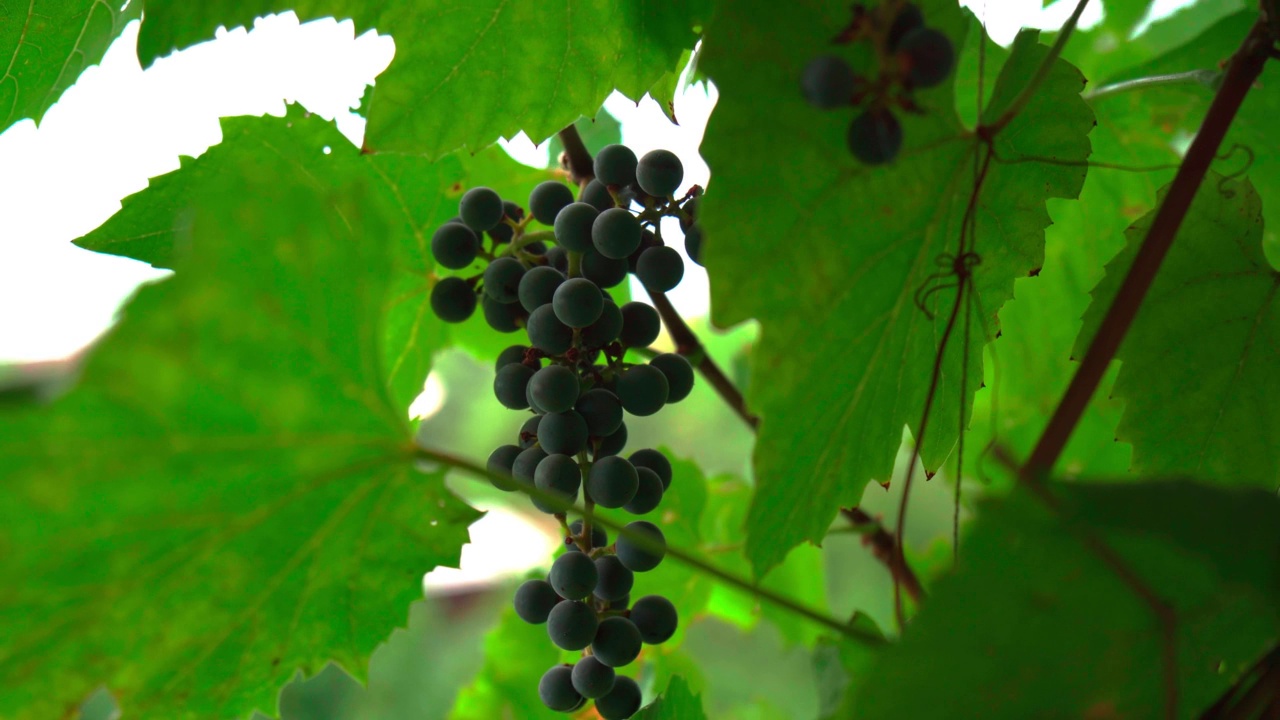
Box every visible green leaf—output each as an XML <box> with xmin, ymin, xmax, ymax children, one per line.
<box><xmin>135</xmin><ymin>1</ymin><xmax>708</xmax><ymax>157</ymax></box>
<box><xmin>0</xmin><ymin>0</ymin><xmax>139</xmax><ymax>132</ymax></box>
<box><xmin>699</xmin><ymin>2</ymin><xmax>1094</xmax><ymax>575</ymax></box>
<box><xmin>811</xmin><ymin>616</ymin><xmax>882</xmax><ymax>720</ymax></box>
<box><xmin>0</xmin><ymin>110</ymin><xmax>479</xmax><ymax>719</ymax></box>
<box><xmin>645</xmin><ymin>47</ymin><xmax>695</xmax><ymax>125</ymax></box>
<box><xmin>635</xmin><ymin>676</ymin><xmax>707</xmax><ymax>719</ymax></box>
<box><xmin>1076</xmin><ymin>175</ymin><xmax>1278</xmax><ymax>483</ymax></box>
<box><xmin>447</xmin><ymin>596</ymin><xmax>562</xmax><ymax>720</ymax></box>
<box><xmin>854</xmin><ymin>480</ymin><xmax>1280</xmax><ymax>717</ymax></box>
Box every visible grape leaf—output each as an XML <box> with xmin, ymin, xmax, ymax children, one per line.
<box><xmin>811</xmin><ymin>616</ymin><xmax>882</xmax><ymax>720</ymax></box>
<box><xmin>75</xmin><ymin>108</ymin><xmax>559</xmax><ymax>410</ymax></box>
<box><xmin>0</xmin><ymin>0</ymin><xmax>139</xmax><ymax>132</ymax></box>
<box><xmin>853</xmin><ymin>479</ymin><xmax>1280</xmax><ymax>717</ymax></box>
<box><xmin>699</xmin><ymin>1</ymin><xmax>1094</xmax><ymax>575</ymax></box>
<box><xmin>0</xmin><ymin>111</ymin><xmax>479</xmax><ymax>719</ymax></box>
<box><xmin>134</xmin><ymin>0</ymin><xmax>708</xmax><ymax>157</ymax></box>
<box><xmin>1076</xmin><ymin>176</ymin><xmax>1278</xmax><ymax>483</ymax></box>
<box><xmin>635</xmin><ymin>676</ymin><xmax>706</xmax><ymax>719</ymax></box>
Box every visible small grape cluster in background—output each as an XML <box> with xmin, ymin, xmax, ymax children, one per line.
<box><xmin>428</xmin><ymin>143</ymin><xmax>701</xmax><ymax>717</ymax></box>
<box><xmin>800</xmin><ymin>2</ymin><xmax>955</xmax><ymax>165</ymax></box>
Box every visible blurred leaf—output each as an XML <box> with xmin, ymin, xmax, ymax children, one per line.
<box><xmin>0</xmin><ymin>1</ymin><xmax>140</xmax><ymax>132</ymax></box>
<box><xmin>853</xmin><ymin>480</ymin><xmax>1280</xmax><ymax>718</ymax></box>
<box><xmin>448</xmin><ymin>599</ymin><xmax>562</xmax><ymax>720</ymax></box>
<box><xmin>811</xmin><ymin>615</ymin><xmax>882</xmax><ymax>720</ymax></box>
<box><xmin>700</xmin><ymin>1</ymin><xmax>1093</xmax><ymax>575</ymax></box>
<box><xmin>635</xmin><ymin>676</ymin><xmax>706</xmax><ymax>719</ymax></box>
<box><xmin>0</xmin><ymin>110</ymin><xmax>479</xmax><ymax>719</ymax></box>
<box><xmin>279</xmin><ymin>665</ymin><xmax>363</xmax><ymax>720</ymax></box>
<box><xmin>1077</xmin><ymin>176</ymin><xmax>1277</xmax><ymax>483</ymax></box>
<box><xmin>645</xmin><ymin>47</ymin><xmax>695</xmax><ymax>125</ymax></box>
<box><xmin>136</xmin><ymin>1</ymin><xmax>709</xmax><ymax>157</ymax></box>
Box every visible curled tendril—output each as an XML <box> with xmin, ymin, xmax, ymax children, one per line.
<box><xmin>1214</xmin><ymin>143</ymin><xmax>1254</xmax><ymax>198</ymax></box>
<box><xmin>913</xmin><ymin>251</ymin><xmax>983</xmax><ymax>320</ymax></box>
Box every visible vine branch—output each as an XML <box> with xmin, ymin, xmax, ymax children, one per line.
<box><xmin>1021</xmin><ymin>17</ymin><xmax>1274</xmax><ymax>481</ymax></box>
<box><xmin>841</xmin><ymin>508</ymin><xmax>925</xmax><ymax>604</ymax></box>
<box><xmin>1084</xmin><ymin>69</ymin><xmax>1222</xmax><ymax>101</ymax></box>
<box><xmin>557</xmin><ymin>123</ymin><xmax>595</xmax><ymax>186</ymax></box>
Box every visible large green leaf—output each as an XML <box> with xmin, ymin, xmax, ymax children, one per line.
<box><xmin>1076</xmin><ymin>176</ymin><xmax>1278</xmax><ymax>483</ymax></box>
<box><xmin>134</xmin><ymin>0</ymin><xmax>708</xmax><ymax>157</ymax></box>
<box><xmin>0</xmin><ymin>0</ymin><xmax>139</xmax><ymax>132</ymax></box>
<box><xmin>0</xmin><ymin>107</ymin><xmax>479</xmax><ymax>719</ymax></box>
<box><xmin>76</xmin><ymin>109</ymin><xmax>559</xmax><ymax>410</ymax></box>
<box><xmin>635</xmin><ymin>676</ymin><xmax>707</xmax><ymax>719</ymax></box>
<box><xmin>854</xmin><ymin>480</ymin><xmax>1280</xmax><ymax>718</ymax></box>
<box><xmin>699</xmin><ymin>1</ymin><xmax>1094</xmax><ymax>575</ymax></box>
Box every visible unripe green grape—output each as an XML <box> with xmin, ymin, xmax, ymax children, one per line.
<box><xmin>517</xmin><ymin>265</ymin><xmax>566</xmax><ymax>313</ymax></box>
<box><xmin>529</xmin><ymin>180</ymin><xmax>575</xmax><ymax>225</ymax></box>
<box><xmin>538</xmin><ymin>410</ymin><xmax>589</xmax><ymax>455</ymax></box>
<box><xmin>848</xmin><ymin>108</ymin><xmax>902</xmax><ymax>165</ymax></box>
<box><xmin>594</xmin><ymin>144</ymin><xmax>638</xmax><ymax>187</ymax></box>
<box><xmin>571</xmin><ymin>656</ymin><xmax>616</xmax><ymax>699</ymax></box>
<box><xmin>636</xmin><ymin>149</ymin><xmax>684</xmax><ymax>197</ymax></box>
<box><xmin>623</xmin><ymin>467</ymin><xmax>664</xmax><ymax>515</ymax></box>
<box><xmin>459</xmin><ymin>186</ymin><xmax>504</xmax><ymax>232</ymax></box>
<box><xmin>538</xmin><ymin>664</ymin><xmax>582</xmax><ymax>711</ymax></box>
<box><xmin>596</xmin><ymin>676</ymin><xmax>641</xmax><ymax>720</ymax></box>
<box><xmin>649</xmin><ymin>352</ymin><xmax>694</xmax><ymax>403</ymax></box>
<box><xmin>618</xmin><ymin>302</ymin><xmax>661</xmax><ymax>348</ymax></box>
<box><xmin>616</xmin><ymin>364</ymin><xmax>669</xmax><ymax>417</ymax></box>
<box><xmin>628</xmin><ymin>449</ymin><xmax>672</xmax><ymax>491</ymax></box>
<box><xmin>526</xmin><ymin>304</ymin><xmax>573</xmax><ymax>355</ymax></box>
<box><xmin>801</xmin><ymin>55</ymin><xmax>858</xmax><ymax>109</ymax></box>
<box><xmin>616</xmin><ymin>520</ymin><xmax>666</xmax><ymax>572</ymax></box>
<box><xmin>529</xmin><ymin>365</ymin><xmax>580</xmax><ymax>414</ymax></box>
<box><xmin>553</xmin><ymin>277</ymin><xmax>604</xmax><ymax>328</ymax></box>
<box><xmin>552</xmin><ymin>201</ymin><xmax>598</xmax><ymax>253</ymax></box>
<box><xmin>592</xmin><ymin>208</ymin><xmax>643</xmax><ymax>260</ymax></box>
<box><xmin>590</xmin><ymin>616</ymin><xmax>642</xmax><ymax>667</ymax></box>
<box><xmin>629</xmin><ymin>594</ymin><xmax>678</xmax><ymax>644</ymax></box>
<box><xmin>485</xmin><ymin>444</ymin><xmax>522</xmax><ymax>491</ymax></box>
<box><xmin>430</xmin><ymin>223</ymin><xmax>480</xmax><ymax>269</ymax></box>
<box><xmin>430</xmin><ymin>276</ymin><xmax>477</xmax><ymax>323</ymax></box>
<box><xmin>581</xmin><ymin>250</ymin><xmax>630</xmax><ymax>289</ymax></box>
<box><xmin>546</xmin><ymin>600</ymin><xmax>598</xmax><ymax>650</ymax></box>
<box><xmin>587</xmin><ymin>455</ymin><xmax>639</xmax><ymax>509</ymax></box>
<box><xmin>493</xmin><ymin>363</ymin><xmax>535</xmax><ymax>410</ymax></box>
<box><xmin>483</xmin><ymin>257</ymin><xmax>525</xmax><ymax>303</ymax></box>
<box><xmin>513</xmin><ymin>579</ymin><xmax>561</xmax><ymax>624</ymax></box>
<box><xmin>548</xmin><ymin>549</ymin><xmax>597</xmax><ymax>600</ymax></box>
<box><xmin>533</xmin><ymin>453</ymin><xmax>582</xmax><ymax>514</ymax></box>
<box><xmin>636</xmin><ymin>246</ymin><xmax>685</xmax><ymax>293</ymax></box>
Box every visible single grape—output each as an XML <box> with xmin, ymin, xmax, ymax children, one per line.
<box><xmin>636</xmin><ymin>149</ymin><xmax>684</xmax><ymax>197</ymax></box>
<box><xmin>636</xmin><ymin>246</ymin><xmax>685</xmax><ymax>293</ymax></box>
<box><xmin>628</xmin><ymin>449</ymin><xmax>672</xmax><ymax>491</ymax></box>
<box><xmin>518</xmin><ymin>414</ymin><xmax>542</xmax><ymax>448</ymax></box>
<box><xmin>485</xmin><ymin>444</ymin><xmax>522</xmax><ymax>491</ymax></box>
<box><xmin>524</xmin><ymin>240</ymin><xmax>549</xmax><ymax>255</ymax></box>
<box><xmin>592</xmin><ymin>208</ymin><xmax>643</xmax><ymax>260</ymax></box>
<box><xmin>552</xmin><ymin>201</ymin><xmax>599</xmax><ymax>253</ymax></box>
<box><xmin>576</xmin><ymin>388</ymin><xmax>623</xmax><ymax>437</ymax></box>
<box><xmin>512</xmin><ymin>446</ymin><xmax>549</xmax><ymax>485</ymax></box>
<box><xmin>538</xmin><ymin>664</ymin><xmax>582</xmax><ymax>712</ymax></box>
<box><xmin>678</xmin><ymin>197</ymin><xmax>699</xmax><ymax>232</ymax></box>
<box><xmin>430</xmin><ymin>276</ymin><xmax>477</xmax><ymax>323</ymax></box>
<box><xmin>625</xmin><ymin>229</ymin><xmax>661</xmax><ymax>275</ymax></box>
<box><xmin>848</xmin><ymin>107</ymin><xmax>903</xmax><ymax>165</ymax></box>
<box><xmin>596</xmin><ymin>676</ymin><xmax>642</xmax><ymax>720</ymax></box>
<box><xmin>552</xmin><ymin>277</ymin><xmax>604</xmax><ymax>328</ymax></box>
<box><xmin>483</xmin><ymin>257</ymin><xmax>525</xmax><ymax>304</ymax></box>
<box><xmin>513</xmin><ymin>579</ymin><xmax>561</xmax><ymax>624</ymax></box>
<box><xmin>629</xmin><ymin>595</ymin><xmax>678</xmax><ymax>644</ymax></box>
<box><xmin>593</xmin><ymin>555</ymin><xmax>634</xmax><ymax>602</ymax></box>
<box><xmin>547</xmin><ymin>600</ymin><xmax>598</xmax><ymax>651</ymax></box>
<box><xmin>430</xmin><ymin>223</ymin><xmax>480</xmax><ymax>269</ymax></box>
<box><xmin>482</xmin><ymin>295</ymin><xmax>524</xmax><ymax>333</ymax></box>
<box><xmin>616</xmin><ymin>520</ymin><xmax>666</xmax><ymax>572</ymax></box>
<box><xmin>618</xmin><ymin>302</ymin><xmax>661</xmax><ymax>348</ymax></box>
<box><xmin>493</xmin><ymin>363</ymin><xmax>535</xmax><ymax>410</ymax></box>
<box><xmin>549</xmin><ymin>550</ymin><xmax>597</xmax><ymax>600</ymax></box>
<box><xmin>567</xmin><ymin>519</ymin><xmax>608</xmax><ymax>552</ymax></box>
<box><xmin>888</xmin><ymin>3</ymin><xmax>925</xmax><ymax>50</ymax></box>
<box><xmin>529</xmin><ymin>180</ymin><xmax>575</xmax><ymax>225</ymax></box>
<box><xmin>581</xmin><ymin>300</ymin><xmax>623</xmax><ymax>348</ymax></box>
<box><xmin>571</xmin><ymin>656</ymin><xmax>616</xmax><ymax>699</ymax></box>
<box><xmin>580</xmin><ymin>178</ymin><xmax>616</xmax><ymax>211</ymax></box>
<box><xmin>529</xmin><ymin>365</ymin><xmax>580</xmax><ymax>414</ymax></box>
<box><xmin>517</xmin><ymin>265</ymin><xmax>566</xmax><ymax>313</ymax></box>
<box><xmin>526</xmin><ymin>381</ymin><xmax>546</xmax><ymax>414</ymax></box>
<box><xmin>591</xmin><ymin>616</ymin><xmax>642</xmax><ymax>668</ymax></box>
<box><xmin>623</xmin><ymin>467</ymin><xmax>664</xmax><ymax>515</ymax></box>
<box><xmin>538</xmin><ymin>410</ymin><xmax>589</xmax><ymax>455</ymax></box>
<box><xmin>545</xmin><ymin>245</ymin><xmax>569</xmax><ymax>273</ymax></box>
<box><xmin>533</xmin><ymin>453</ymin><xmax>582</xmax><ymax>514</ymax></box>
<box><xmin>595</xmin><ymin>422</ymin><xmax>628</xmax><ymax>458</ymax></box>
<box><xmin>899</xmin><ymin>27</ymin><xmax>955</xmax><ymax>88</ymax></box>
<box><xmin>594</xmin><ymin>144</ymin><xmax>638</xmax><ymax>187</ymax></box>
<box><xmin>459</xmin><ymin>186</ymin><xmax>504</xmax><ymax>232</ymax></box>
<box><xmin>581</xmin><ymin>249</ymin><xmax>630</xmax><ymax>289</ymax></box>
<box><xmin>495</xmin><ymin>344</ymin><xmax>530</xmax><ymax>372</ymax></box>
<box><xmin>616</xmin><ymin>365</ymin><xmax>669</xmax><ymax>417</ymax></box>
<box><xmin>684</xmin><ymin>223</ymin><xmax>704</xmax><ymax>266</ymax></box>
<box><xmin>526</xmin><ymin>304</ymin><xmax>574</xmax><ymax>355</ymax></box>
<box><xmin>802</xmin><ymin>55</ymin><xmax>857</xmax><ymax>109</ymax></box>
<box><xmin>649</xmin><ymin>353</ymin><xmax>694</xmax><ymax>403</ymax></box>
<box><xmin>587</xmin><ymin>455</ymin><xmax>639</xmax><ymax>509</ymax></box>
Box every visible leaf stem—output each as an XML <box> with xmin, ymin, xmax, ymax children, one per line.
<box><xmin>412</xmin><ymin>445</ymin><xmax>885</xmax><ymax>646</ymax></box>
<box><xmin>557</xmin><ymin>123</ymin><xmax>596</xmax><ymax>187</ymax></box>
<box><xmin>841</xmin><ymin>508</ymin><xmax>926</xmax><ymax>605</ymax></box>
<box><xmin>1083</xmin><ymin>69</ymin><xmax>1221</xmax><ymax>101</ymax></box>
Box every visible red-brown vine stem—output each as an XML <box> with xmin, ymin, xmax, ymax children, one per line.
<box><xmin>840</xmin><ymin>508</ymin><xmax>926</xmax><ymax>604</ymax></box>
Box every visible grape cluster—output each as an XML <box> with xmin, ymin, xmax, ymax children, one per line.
<box><xmin>800</xmin><ymin>2</ymin><xmax>955</xmax><ymax>165</ymax></box>
<box><xmin>429</xmin><ymin>143</ymin><xmax>700</xmax><ymax>718</ymax></box>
